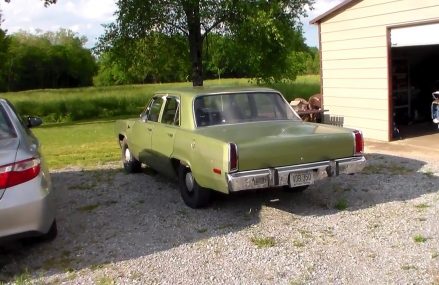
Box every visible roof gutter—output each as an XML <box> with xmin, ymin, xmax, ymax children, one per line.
<box><xmin>309</xmin><ymin>0</ymin><xmax>362</xmax><ymax>24</ymax></box>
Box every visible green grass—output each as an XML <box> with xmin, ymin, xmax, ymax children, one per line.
<box><xmin>414</xmin><ymin>203</ymin><xmax>430</xmax><ymax>209</ymax></box>
<box><xmin>292</xmin><ymin>240</ymin><xmax>306</xmax><ymax>247</ymax></box>
<box><xmin>363</xmin><ymin>163</ymin><xmax>413</xmax><ymax>175</ymax></box>
<box><xmin>77</xmin><ymin>204</ymin><xmax>100</xmax><ymax>213</ymax></box>
<box><xmin>268</xmin><ymin>75</ymin><xmax>320</xmax><ymax>101</ymax></box>
<box><xmin>250</xmin><ymin>236</ymin><xmax>276</xmax><ymax>248</ymax></box>
<box><xmin>334</xmin><ymin>198</ymin><xmax>348</xmax><ymax>211</ymax></box>
<box><xmin>96</xmin><ymin>276</ymin><xmax>116</xmax><ymax>285</ymax></box>
<box><xmin>413</xmin><ymin>234</ymin><xmax>428</xmax><ymax>243</ymax></box>
<box><xmin>401</xmin><ymin>264</ymin><xmax>417</xmax><ymax>270</ymax></box>
<box><xmin>2</xmin><ymin>76</ymin><xmax>320</xmax><ymax>123</ymax></box>
<box><xmin>33</xmin><ymin>120</ymin><xmax>119</xmax><ymax>169</ymax></box>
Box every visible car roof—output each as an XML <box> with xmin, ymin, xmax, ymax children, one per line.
<box><xmin>154</xmin><ymin>86</ymin><xmax>280</xmax><ymax>98</ymax></box>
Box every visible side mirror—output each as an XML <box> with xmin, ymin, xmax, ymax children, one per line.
<box><xmin>27</xmin><ymin>116</ymin><xmax>43</xmax><ymax>128</ymax></box>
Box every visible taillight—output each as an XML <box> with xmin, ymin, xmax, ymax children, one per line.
<box><xmin>0</xmin><ymin>158</ymin><xmax>41</xmax><ymax>189</ymax></box>
<box><xmin>353</xmin><ymin>130</ymin><xmax>364</xmax><ymax>155</ymax></box>
<box><xmin>229</xmin><ymin>143</ymin><xmax>238</xmax><ymax>172</ymax></box>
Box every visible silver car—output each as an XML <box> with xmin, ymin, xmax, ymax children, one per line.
<box><xmin>0</xmin><ymin>99</ymin><xmax>56</xmax><ymax>241</ymax></box>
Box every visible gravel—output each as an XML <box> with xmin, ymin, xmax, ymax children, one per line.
<box><xmin>0</xmin><ymin>146</ymin><xmax>438</xmax><ymax>284</ymax></box>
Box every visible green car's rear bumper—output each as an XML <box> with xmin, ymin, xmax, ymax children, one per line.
<box><xmin>227</xmin><ymin>156</ymin><xmax>366</xmax><ymax>192</ymax></box>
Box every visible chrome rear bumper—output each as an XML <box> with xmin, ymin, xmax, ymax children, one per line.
<box><xmin>227</xmin><ymin>156</ymin><xmax>366</xmax><ymax>192</ymax></box>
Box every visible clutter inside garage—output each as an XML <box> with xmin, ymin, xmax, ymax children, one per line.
<box><xmin>391</xmin><ymin>44</ymin><xmax>439</xmax><ymax>139</ymax></box>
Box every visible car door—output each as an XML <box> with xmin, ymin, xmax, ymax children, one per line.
<box><xmin>148</xmin><ymin>95</ymin><xmax>180</xmax><ymax>177</ymax></box>
<box><xmin>128</xmin><ymin>96</ymin><xmax>164</xmax><ymax>164</ymax></box>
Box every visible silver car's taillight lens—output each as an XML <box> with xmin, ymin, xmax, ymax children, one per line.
<box><xmin>0</xmin><ymin>158</ymin><xmax>41</xmax><ymax>189</ymax></box>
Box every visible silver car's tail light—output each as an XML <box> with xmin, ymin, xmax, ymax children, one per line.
<box><xmin>353</xmin><ymin>130</ymin><xmax>364</xmax><ymax>156</ymax></box>
<box><xmin>0</xmin><ymin>158</ymin><xmax>41</xmax><ymax>189</ymax></box>
<box><xmin>229</xmin><ymin>143</ymin><xmax>238</xmax><ymax>173</ymax></box>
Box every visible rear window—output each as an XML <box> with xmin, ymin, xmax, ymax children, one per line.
<box><xmin>194</xmin><ymin>92</ymin><xmax>299</xmax><ymax>127</ymax></box>
<box><xmin>0</xmin><ymin>105</ymin><xmax>17</xmax><ymax>140</ymax></box>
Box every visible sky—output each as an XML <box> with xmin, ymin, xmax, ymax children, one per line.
<box><xmin>0</xmin><ymin>0</ymin><xmax>344</xmax><ymax>48</ymax></box>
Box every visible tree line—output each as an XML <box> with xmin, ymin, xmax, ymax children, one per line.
<box><xmin>0</xmin><ymin>29</ymin><xmax>96</xmax><ymax>92</ymax></box>
<box><xmin>0</xmin><ymin>0</ymin><xmax>320</xmax><ymax>92</ymax></box>
<box><xmin>0</xmin><ymin>27</ymin><xmax>319</xmax><ymax>92</ymax></box>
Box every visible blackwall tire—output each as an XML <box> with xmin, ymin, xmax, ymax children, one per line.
<box><xmin>178</xmin><ymin>165</ymin><xmax>211</xmax><ymax>208</ymax></box>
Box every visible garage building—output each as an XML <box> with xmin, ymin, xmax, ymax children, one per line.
<box><xmin>311</xmin><ymin>0</ymin><xmax>439</xmax><ymax>141</ymax></box>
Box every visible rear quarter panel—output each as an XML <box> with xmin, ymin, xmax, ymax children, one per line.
<box><xmin>172</xmin><ymin>129</ymin><xmax>229</xmax><ymax>193</ymax></box>
<box><xmin>115</xmin><ymin>119</ymin><xmax>136</xmax><ymax>142</ymax></box>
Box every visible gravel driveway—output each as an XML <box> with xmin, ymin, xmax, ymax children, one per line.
<box><xmin>1</xmin><ymin>146</ymin><xmax>438</xmax><ymax>284</ymax></box>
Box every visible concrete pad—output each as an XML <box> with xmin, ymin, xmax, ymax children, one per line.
<box><xmin>366</xmin><ymin>131</ymin><xmax>439</xmax><ymax>158</ymax></box>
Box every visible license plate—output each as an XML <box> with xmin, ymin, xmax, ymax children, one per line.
<box><xmin>289</xmin><ymin>171</ymin><xmax>313</xmax><ymax>187</ymax></box>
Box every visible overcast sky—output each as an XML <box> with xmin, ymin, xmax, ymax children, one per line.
<box><xmin>0</xmin><ymin>0</ymin><xmax>343</xmax><ymax>48</ymax></box>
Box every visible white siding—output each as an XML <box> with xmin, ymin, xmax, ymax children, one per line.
<box><xmin>319</xmin><ymin>0</ymin><xmax>439</xmax><ymax>141</ymax></box>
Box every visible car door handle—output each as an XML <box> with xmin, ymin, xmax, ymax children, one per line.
<box><xmin>147</xmin><ymin>128</ymin><xmax>152</xmax><ymax>131</ymax></box>
<box><xmin>167</xmin><ymin>133</ymin><xmax>174</xmax><ymax>138</ymax></box>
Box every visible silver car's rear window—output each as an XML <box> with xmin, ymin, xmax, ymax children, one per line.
<box><xmin>0</xmin><ymin>105</ymin><xmax>17</xmax><ymax>140</ymax></box>
<box><xmin>194</xmin><ymin>92</ymin><xmax>300</xmax><ymax>127</ymax></box>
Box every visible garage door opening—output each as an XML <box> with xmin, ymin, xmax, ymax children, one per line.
<box><xmin>390</xmin><ymin>24</ymin><xmax>439</xmax><ymax>139</ymax></box>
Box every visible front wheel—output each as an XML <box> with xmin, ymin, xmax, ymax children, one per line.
<box><xmin>178</xmin><ymin>165</ymin><xmax>211</xmax><ymax>208</ymax></box>
<box><xmin>121</xmin><ymin>138</ymin><xmax>141</xmax><ymax>173</ymax></box>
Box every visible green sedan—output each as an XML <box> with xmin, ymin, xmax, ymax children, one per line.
<box><xmin>115</xmin><ymin>87</ymin><xmax>366</xmax><ymax>208</ymax></box>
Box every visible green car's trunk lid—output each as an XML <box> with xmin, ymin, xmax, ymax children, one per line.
<box><xmin>196</xmin><ymin>121</ymin><xmax>355</xmax><ymax>171</ymax></box>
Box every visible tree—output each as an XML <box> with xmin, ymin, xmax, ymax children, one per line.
<box><xmin>4</xmin><ymin>0</ymin><xmax>56</xmax><ymax>6</ymax></box>
<box><xmin>97</xmin><ymin>0</ymin><xmax>314</xmax><ymax>86</ymax></box>
<box><xmin>95</xmin><ymin>33</ymin><xmax>190</xmax><ymax>86</ymax></box>
<box><xmin>0</xmin><ymin>28</ymin><xmax>9</xmax><ymax>90</ymax></box>
<box><xmin>2</xmin><ymin>29</ymin><xmax>96</xmax><ymax>91</ymax></box>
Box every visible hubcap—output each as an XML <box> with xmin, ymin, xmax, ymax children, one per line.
<box><xmin>124</xmin><ymin>148</ymin><xmax>131</xmax><ymax>162</ymax></box>
<box><xmin>185</xmin><ymin>172</ymin><xmax>194</xmax><ymax>193</ymax></box>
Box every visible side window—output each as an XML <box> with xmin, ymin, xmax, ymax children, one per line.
<box><xmin>161</xmin><ymin>97</ymin><xmax>180</xmax><ymax>126</ymax></box>
<box><xmin>145</xmin><ymin>97</ymin><xmax>164</xmax><ymax>122</ymax></box>
<box><xmin>0</xmin><ymin>105</ymin><xmax>17</xmax><ymax>139</ymax></box>
<box><xmin>6</xmin><ymin>100</ymin><xmax>27</xmax><ymax>129</ymax></box>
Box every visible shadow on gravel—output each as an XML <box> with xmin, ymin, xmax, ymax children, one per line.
<box><xmin>0</xmin><ymin>153</ymin><xmax>438</xmax><ymax>281</ymax></box>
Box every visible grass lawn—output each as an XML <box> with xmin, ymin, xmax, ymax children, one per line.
<box><xmin>34</xmin><ymin>120</ymin><xmax>120</xmax><ymax>169</ymax></box>
<box><xmin>2</xmin><ymin>76</ymin><xmax>320</xmax><ymax>124</ymax></box>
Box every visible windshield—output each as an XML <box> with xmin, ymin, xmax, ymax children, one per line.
<box><xmin>0</xmin><ymin>105</ymin><xmax>17</xmax><ymax>140</ymax></box>
<box><xmin>194</xmin><ymin>92</ymin><xmax>300</xmax><ymax>127</ymax></box>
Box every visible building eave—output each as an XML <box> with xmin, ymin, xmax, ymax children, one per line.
<box><xmin>310</xmin><ymin>0</ymin><xmax>362</xmax><ymax>24</ymax></box>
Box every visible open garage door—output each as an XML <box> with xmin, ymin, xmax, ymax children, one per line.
<box><xmin>390</xmin><ymin>23</ymin><xmax>439</xmax><ymax>139</ymax></box>
<box><xmin>391</xmin><ymin>23</ymin><xmax>439</xmax><ymax>47</ymax></box>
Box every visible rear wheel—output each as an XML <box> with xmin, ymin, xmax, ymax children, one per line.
<box><xmin>178</xmin><ymin>165</ymin><xmax>211</xmax><ymax>208</ymax></box>
<box><xmin>121</xmin><ymin>138</ymin><xmax>141</xmax><ymax>173</ymax></box>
